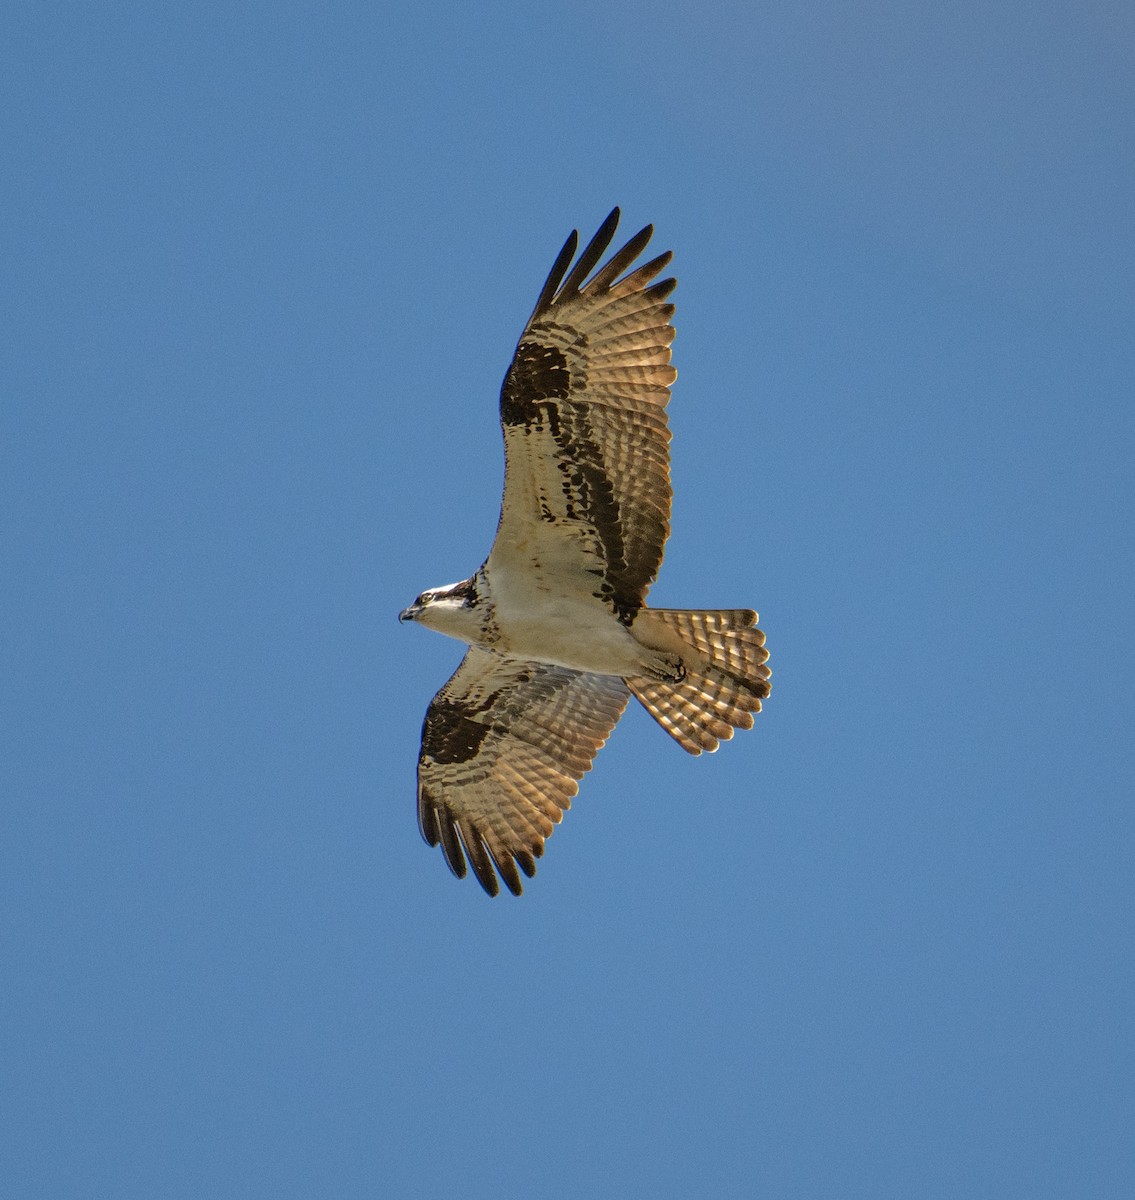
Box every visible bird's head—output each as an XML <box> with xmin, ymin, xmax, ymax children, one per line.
<box><xmin>399</xmin><ymin>576</ymin><xmax>481</xmax><ymax>638</ymax></box>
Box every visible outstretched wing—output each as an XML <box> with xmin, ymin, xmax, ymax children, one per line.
<box><xmin>416</xmin><ymin>647</ymin><xmax>630</xmax><ymax>896</ymax></box>
<box><xmin>489</xmin><ymin>208</ymin><xmax>677</xmax><ymax>621</ymax></box>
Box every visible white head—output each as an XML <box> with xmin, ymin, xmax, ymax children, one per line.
<box><xmin>398</xmin><ymin>576</ymin><xmax>483</xmax><ymax>643</ymax></box>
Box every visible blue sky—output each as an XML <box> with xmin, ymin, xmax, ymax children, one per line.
<box><xmin>3</xmin><ymin>2</ymin><xmax>1132</xmax><ymax>1196</ymax></box>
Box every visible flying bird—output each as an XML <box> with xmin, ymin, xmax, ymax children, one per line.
<box><xmin>400</xmin><ymin>209</ymin><xmax>771</xmax><ymax>895</ymax></box>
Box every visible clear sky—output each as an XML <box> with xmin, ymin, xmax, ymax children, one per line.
<box><xmin>3</xmin><ymin>3</ymin><xmax>1132</xmax><ymax>1197</ymax></box>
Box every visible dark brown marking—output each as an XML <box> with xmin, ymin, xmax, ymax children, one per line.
<box><xmin>500</xmin><ymin>340</ymin><xmax>570</xmax><ymax>425</ymax></box>
<box><xmin>422</xmin><ymin>698</ymin><xmax>492</xmax><ymax>766</ymax></box>
<box><xmin>547</xmin><ymin>404</ymin><xmax>643</xmax><ymax>620</ymax></box>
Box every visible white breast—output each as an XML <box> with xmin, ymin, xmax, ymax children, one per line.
<box><xmin>484</xmin><ymin>562</ymin><xmax>645</xmax><ymax>677</ymax></box>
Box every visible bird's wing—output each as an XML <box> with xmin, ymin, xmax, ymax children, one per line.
<box><xmin>487</xmin><ymin>208</ymin><xmax>677</xmax><ymax>621</ymax></box>
<box><xmin>416</xmin><ymin>647</ymin><xmax>630</xmax><ymax>896</ymax></box>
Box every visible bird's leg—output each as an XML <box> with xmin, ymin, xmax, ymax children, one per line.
<box><xmin>640</xmin><ymin>651</ymin><xmax>686</xmax><ymax>683</ymax></box>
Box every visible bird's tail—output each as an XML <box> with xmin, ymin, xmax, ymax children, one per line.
<box><xmin>627</xmin><ymin>609</ymin><xmax>771</xmax><ymax>754</ymax></box>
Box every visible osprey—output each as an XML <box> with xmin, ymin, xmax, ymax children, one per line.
<box><xmin>400</xmin><ymin>209</ymin><xmax>770</xmax><ymax>896</ymax></box>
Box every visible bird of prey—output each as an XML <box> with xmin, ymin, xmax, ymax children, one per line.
<box><xmin>400</xmin><ymin>209</ymin><xmax>770</xmax><ymax>895</ymax></box>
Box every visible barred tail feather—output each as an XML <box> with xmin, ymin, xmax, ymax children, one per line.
<box><xmin>627</xmin><ymin>608</ymin><xmax>771</xmax><ymax>755</ymax></box>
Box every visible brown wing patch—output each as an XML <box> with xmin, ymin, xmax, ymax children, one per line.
<box><xmin>500</xmin><ymin>341</ymin><xmax>571</xmax><ymax>425</ymax></box>
<box><xmin>416</xmin><ymin>648</ymin><xmax>630</xmax><ymax>896</ymax></box>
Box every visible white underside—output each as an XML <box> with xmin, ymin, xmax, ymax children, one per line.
<box><xmin>487</xmin><ymin>582</ymin><xmax>648</xmax><ymax>676</ymax></box>
<box><xmin>418</xmin><ymin>561</ymin><xmax>657</xmax><ymax>676</ymax></box>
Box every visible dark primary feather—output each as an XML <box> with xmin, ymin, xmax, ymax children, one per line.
<box><xmin>555</xmin><ymin>207</ymin><xmax>622</xmax><ymax>300</ymax></box>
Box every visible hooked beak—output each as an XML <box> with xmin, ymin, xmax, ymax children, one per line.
<box><xmin>398</xmin><ymin>605</ymin><xmax>417</xmax><ymax>623</ymax></box>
